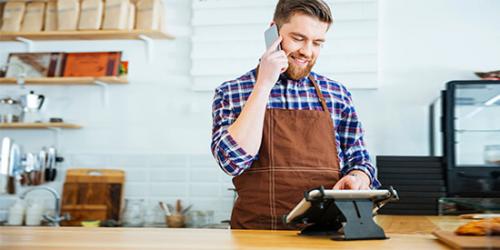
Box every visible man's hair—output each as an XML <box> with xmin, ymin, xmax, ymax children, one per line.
<box><xmin>273</xmin><ymin>0</ymin><xmax>333</xmax><ymax>28</ymax></box>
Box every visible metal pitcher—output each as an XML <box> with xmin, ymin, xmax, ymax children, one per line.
<box><xmin>19</xmin><ymin>90</ymin><xmax>45</xmax><ymax>112</ymax></box>
<box><xmin>19</xmin><ymin>91</ymin><xmax>45</xmax><ymax>123</ymax></box>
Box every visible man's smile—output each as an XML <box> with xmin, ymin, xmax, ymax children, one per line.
<box><xmin>290</xmin><ymin>55</ymin><xmax>310</xmax><ymax>67</ymax></box>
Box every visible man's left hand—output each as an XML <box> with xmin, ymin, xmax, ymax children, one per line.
<box><xmin>333</xmin><ymin>170</ymin><xmax>371</xmax><ymax>190</ymax></box>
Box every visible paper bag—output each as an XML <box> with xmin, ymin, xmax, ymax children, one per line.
<box><xmin>21</xmin><ymin>2</ymin><xmax>46</xmax><ymax>32</ymax></box>
<box><xmin>136</xmin><ymin>0</ymin><xmax>161</xmax><ymax>30</ymax></box>
<box><xmin>57</xmin><ymin>0</ymin><xmax>80</xmax><ymax>31</ymax></box>
<box><xmin>79</xmin><ymin>0</ymin><xmax>104</xmax><ymax>30</ymax></box>
<box><xmin>102</xmin><ymin>0</ymin><xmax>128</xmax><ymax>30</ymax></box>
<box><xmin>1</xmin><ymin>2</ymin><xmax>26</xmax><ymax>32</ymax></box>
<box><xmin>44</xmin><ymin>0</ymin><xmax>58</xmax><ymax>31</ymax></box>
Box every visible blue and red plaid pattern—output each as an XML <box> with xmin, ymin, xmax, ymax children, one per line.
<box><xmin>211</xmin><ymin>69</ymin><xmax>381</xmax><ymax>188</ymax></box>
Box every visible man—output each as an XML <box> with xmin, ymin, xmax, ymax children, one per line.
<box><xmin>211</xmin><ymin>0</ymin><xmax>380</xmax><ymax>230</ymax></box>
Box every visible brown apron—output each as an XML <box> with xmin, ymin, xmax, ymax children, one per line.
<box><xmin>231</xmin><ymin>75</ymin><xmax>341</xmax><ymax>230</ymax></box>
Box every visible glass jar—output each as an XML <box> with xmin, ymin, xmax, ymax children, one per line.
<box><xmin>205</xmin><ymin>210</ymin><xmax>214</xmax><ymax>225</ymax></box>
<box><xmin>143</xmin><ymin>202</ymin><xmax>164</xmax><ymax>227</ymax></box>
<box><xmin>484</xmin><ymin>145</ymin><xmax>500</xmax><ymax>165</ymax></box>
<box><xmin>122</xmin><ymin>198</ymin><xmax>145</xmax><ymax>227</ymax></box>
<box><xmin>187</xmin><ymin>210</ymin><xmax>216</xmax><ymax>228</ymax></box>
<box><xmin>186</xmin><ymin>210</ymin><xmax>204</xmax><ymax>228</ymax></box>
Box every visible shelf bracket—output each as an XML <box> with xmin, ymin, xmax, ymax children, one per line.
<box><xmin>15</xmin><ymin>73</ymin><xmax>26</xmax><ymax>89</ymax></box>
<box><xmin>138</xmin><ymin>34</ymin><xmax>154</xmax><ymax>64</ymax></box>
<box><xmin>47</xmin><ymin>127</ymin><xmax>61</xmax><ymax>149</ymax></box>
<box><xmin>16</xmin><ymin>36</ymin><xmax>35</xmax><ymax>52</ymax></box>
<box><xmin>94</xmin><ymin>80</ymin><xmax>109</xmax><ymax>107</ymax></box>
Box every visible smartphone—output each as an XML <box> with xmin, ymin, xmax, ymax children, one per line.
<box><xmin>264</xmin><ymin>24</ymin><xmax>281</xmax><ymax>52</ymax></box>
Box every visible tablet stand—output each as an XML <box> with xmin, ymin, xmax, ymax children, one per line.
<box><xmin>294</xmin><ymin>186</ymin><xmax>398</xmax><ymax>241</ymax></box>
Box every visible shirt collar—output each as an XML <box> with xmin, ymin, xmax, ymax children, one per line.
<box><xmin>252</xmin><ymin>67</ymin><xmax>314</xmax><ymax>86</ymax></box>
<box><xmin>277</xmin><ymin>73</ymin><xmax>312</xmax><ymax>86</ymax></box>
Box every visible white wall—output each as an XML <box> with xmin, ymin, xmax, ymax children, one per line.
<box><xmin>191</xmin><ymin>0</ymin><xmax>379</xmax><ymax>90</ymax></box>
<box><xmin>360</xmin><ymin>0</ymin><xmax>500</xmax><ymax>158</ymax></box>
<box><xmin>1</xmin><ymin>0</ymin><xmax>499</xmax><ymax>225</ymax></box>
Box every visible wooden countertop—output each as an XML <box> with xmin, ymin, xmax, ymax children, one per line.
<box><xmin>0</xmin><ymin>216</ymin><xmax>468</xmax><ymax>250</ymax></box>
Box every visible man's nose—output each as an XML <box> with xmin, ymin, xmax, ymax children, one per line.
<box><xmin>298</xmin><ymin>42</ymin><xmax>313</xmax><ymax>58</ymax></box>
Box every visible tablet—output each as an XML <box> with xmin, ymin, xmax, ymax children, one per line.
<box><xmin>285</xmin><ymin>189</ymin><xmax>393</xmax><ymax>224</ymax></box>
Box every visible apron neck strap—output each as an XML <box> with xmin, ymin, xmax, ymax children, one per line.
<box><xmin>308</xmin><ymin>75</ymin><xmax>329</xmax><ymax>112</ymax></box>
<box><xmin>254</xmin><ymin>66</ymin><xmax>329</xmax><ymax>112</ymax></box>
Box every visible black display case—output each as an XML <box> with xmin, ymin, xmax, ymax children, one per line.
<box><xmin>431</xmin><ymin>80</ymin><xmax>500</xmax><ymax>197</ymax></box>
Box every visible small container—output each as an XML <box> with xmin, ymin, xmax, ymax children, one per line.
<box><xmin>25</xmin><ymin>199</ymin><xmax>44</xmax><ymax>226</ymax></box>
<box><xmin>144</xmin><ymin>203</ymin><xmax>164</xmax><ymax>227</ymax></box>
<box><xmin>0</xmin><ymin>97</ymin><xmax>22</xmax><ymax>123</ymax></box>
<box><xmin>186</xmin><ymin>210</ymin><xmax>215</xmax><ymax>228</ymax></box>
<box><xmin>205</xmin><ymin>210</ymin><xmax>214</xmax><ymax>225</ymax></box>
<box><xmin>484</xmin><ymin>145</ymin><xmax>500</xmax><ymax>165</ymax></box>
<box><xmin>7</xmin><ymin>199</ymin><xmax>25</xmax><ymax>226</ymax></box>
<box><xmin>166</xmin><ymin>214</ymin><xmax>185</xmax><ymax>228</ymax></box>
<box><xmin>186</xmin><ymin>210</ymin><xmax>204</xmax><ymax>228</ymax></box>
<box><xmin>122</xmin><ymin>198</ymin><xmax>145</xmax><ymax>227</ymax></box>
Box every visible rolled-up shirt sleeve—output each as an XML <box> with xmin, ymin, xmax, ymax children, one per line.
<box><xmin>337</xmin><ymin>89</ymin><xmax>381</xmax><ymax>189</ymax></box>
<box><xmin>211</xmin><ymin>87</ymin><xmax>255</xmax><ymax>176</ymax></box>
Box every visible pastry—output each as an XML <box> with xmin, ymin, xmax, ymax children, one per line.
<box><xmin>455</xmin><ymin>217</ymin><xmax>500</xmax><ymax>236</ymax></box>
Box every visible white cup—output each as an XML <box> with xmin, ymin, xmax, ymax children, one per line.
<box><xmin>7</xmin><ymin>199</ymin><xmax>25</xmax><ymax>226</ymax></box>
<box><xmin>25</xmin><ymin>201</ymin><xmax>44</xmax><ymax>226</ymax></box>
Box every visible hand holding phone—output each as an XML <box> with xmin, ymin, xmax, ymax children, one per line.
<box><xmin>256</xmin><ymin>24</ymin><xmax>288</xmax><ymax>91</ymax></box>
<box><xmin>264</xmin><ymin>24</ymin><xmax>281</xmax><ymax>52</ymax></box>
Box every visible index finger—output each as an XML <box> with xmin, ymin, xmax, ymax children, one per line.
<box><xmin>332</xmin><ymin>180</ymin><xmax>342</xmax><ymax>190</ymax></box>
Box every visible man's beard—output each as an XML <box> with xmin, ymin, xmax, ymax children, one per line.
<box><xmin>285</xmin><ymin>52</ymin><xmax>317</xmax><ymax>80</ymax></box>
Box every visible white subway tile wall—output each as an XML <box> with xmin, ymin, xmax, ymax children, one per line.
<box><xmin>0</xmin><ymin>154</ymin><xmax>233</xmax><ymax>226</ymax></box>
<box><xmin>64</xmin><ymin>154</ymin><xmax>234</xmax><ymax>224</ymax></box>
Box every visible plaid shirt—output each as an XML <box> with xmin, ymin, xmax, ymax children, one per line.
<box><xmin>211</xmin><ymin>69</ymin><xmax>381</xmax><ymax>188</ymax></box>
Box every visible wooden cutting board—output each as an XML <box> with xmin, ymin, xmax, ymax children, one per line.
<box><xmin>61</xmin><ymin>169</ymin><xmax>125</xmax><ymax>226</ymax></box>
<box><xmin>433</xmin><ymin>230</ymin><xmax>500</xmax><ymax>250</ymax></box>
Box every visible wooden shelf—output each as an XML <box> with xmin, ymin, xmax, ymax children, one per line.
<box><xmin>0</xmin><ymin>123</ymin><xmax>82</xmax><ymax>129</ymax></box>
<box><xmin>0</xmin><ymin>76</ymin><xmax>128</xmax><ymax>85</ymax></box>
<box><xmin>0</xmin><ymin>30</ymin><xmax>175</xmax><ymax>41</ymax></box>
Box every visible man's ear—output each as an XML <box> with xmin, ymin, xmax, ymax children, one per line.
<box><xmin>270</xmin><ymin>21</ymin><xmax>281</xmax><ymax>32</ymax></box>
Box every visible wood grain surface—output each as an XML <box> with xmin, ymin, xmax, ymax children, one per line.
<box><xmin>433</xmin><ymin>230</ymin><xmax>500</xmax><ymax>250</ymax></box>
<box><xmin>0</xmin><ymin>76</ymin><xmax>128</xmax><ymax>85</ymax></box>
<box><xmin>0</xmin><ymin>30</ymin><xmax>174</xmax><ymax>41</ymax></box>
<box><xmin>0</xmin><ymin>216</ymin><xmax>478</xmax><ymax>250</ymax></box>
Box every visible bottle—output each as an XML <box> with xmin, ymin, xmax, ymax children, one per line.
<box><xmin>7</xmin><ymin>199</ymin><xmax>25</xmax><ymax>226</ymax></box>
